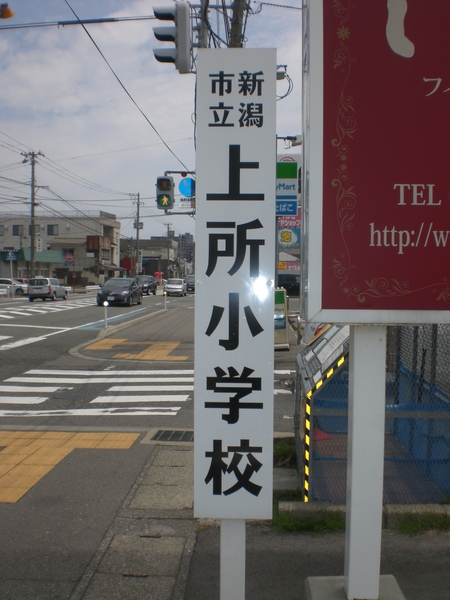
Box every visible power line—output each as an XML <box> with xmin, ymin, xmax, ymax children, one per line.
<box><xmin>63</xmin><ymin>0</ymin><xmax>191</xmax><ymax>173</ymax></box>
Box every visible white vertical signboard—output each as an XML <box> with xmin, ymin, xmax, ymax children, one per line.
<box><xmin>194</xmin><ymin>48</ymin><xmax>276</xmax><ymax>520</ymax></box>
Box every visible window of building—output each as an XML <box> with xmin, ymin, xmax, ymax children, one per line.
<box><xmin>47</xmin><ymin>224</ymin><xmax>58</xmax><ymax>236</ymax></box>
<box><xmin>12</xmin><ymin>224</ymin><xmax>24</xmax><ymax>236</ymax></box>
<box><xmin>101</xmin><ymin>249</ymin><xmax>110</xmax><ymax>262</ymax></box>
<box><xmin>28</xmin><ymin>224</ymin><xmax>40</xmax><ymax>236</ymax></box>
<box><xmin>0</xmin><ymin>225</ymin><xmax>4</xmax><ymax>236</ymax></box>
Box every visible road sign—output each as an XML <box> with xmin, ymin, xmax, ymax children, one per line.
<box><xmin>179</xmin><ymin>177</ymin><xmax>195</xmax><ymax>197</ymax></box>
<box><xmin>6</xmin><ymin>252</ymin><xmax>15</xmax><ymax>261</ymax></box>
<box><xmin>195</xmin><ymin>49</ymin><xmax>276</xmax><ymax>520</ymax></box>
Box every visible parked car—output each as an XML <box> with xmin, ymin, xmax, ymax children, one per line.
<box><xmin>185</xmin><ymin>275</ymin><xmax>195</xmax><ymax>293</ymax></box>
<box><xmin>97</xmin><ymin>277</ymin><xmax>142</xmax><ymax>306</ymax></box>
<box><xmin>0</xmin><ymin>278</ymin><xmax>28</xmax><ymax>296</ymax></box>
<box><xmin>164</xmin><ymin>278</ymin><xmax>187</xmax><ymax>296</ymax></box>
<box><xmin>135</xmin><ymin>275</ymin><xmax>157</xmax><ymax>295</ymax></box>
<box><xmin>27</xmin><ymin>277</ymin><xmax>68</xmax><ymax>301</ymax></box>
<box><xmin>14</xmin><ymin>278</ymin><xmax>29</xmax><ymax>286</ymax></box>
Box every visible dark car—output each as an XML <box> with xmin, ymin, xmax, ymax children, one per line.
<box><xmin>135</xmin><ymin>275</ymin><xmax>157</xmax><ymax>295</ymax></box>
<box><xmin>185</xmin><ymin>275</ymin><xmax>195</xmax><ymax>293</ymax></box>
<box><xmin>278</xmin><ymin>274</ymin><xmax>300</xmax><ymax>296</ymax></box>
<box><xmin>97</xmin><ymin>278</ymin><xmax>142</xmax><ymax>306</ymax></box>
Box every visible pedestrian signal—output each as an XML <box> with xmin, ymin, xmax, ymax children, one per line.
<box><xmin>156</xmin><ymin>176</ymin><xmax>174</xmax><ymax>210</ymax></box>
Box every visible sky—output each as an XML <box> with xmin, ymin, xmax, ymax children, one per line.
<box><xmin>0</xmin><ymin>0</ymin><xmax>302</xmax><ymax>241</ymax></box>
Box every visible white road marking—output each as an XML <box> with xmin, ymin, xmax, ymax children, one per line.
<box><xmin>91</xmin><ymin>395</ymin><xmax>190</xmax><ymax>403</ymax></box>
<box><xmin>0</xmin><ymin>407</ymin><xmax>180</xmax><ymax>417</ymax></box>
<box><xmin>108</xmin><ymin>385</ymin><xmax>194</xmax><ymax>392</ymax></box>
<box><xmin>0</xmin><ymin>336</ymin><xmax>12</xmax><ymax>341</ymax></box>
<box><xmin>0</xmin><ymin>337</ymin><xmax>49</xmax><ymax>350</ymax></box>
<box><xmin>26</xmin><ymin>369</ymin><xmax>195</xmax><ymax>375</ymax></box>
<box><xmin>8</xmin><ymin>376</ymin><xmax>194</xmax><ymax>384</ymax></box>
<box><xmin>0</xmin><ymin>397</ymin><xmax>48</xmax><ymax>404</ymax></box>
<box><xmin>0</xmin><ymin>385</ymin><xmax>72</xmax><ymax>392</ymax></box>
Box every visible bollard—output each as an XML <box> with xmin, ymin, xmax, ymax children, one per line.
<box><xmin>103</xmin><ymin>301</ymin><xmax>109</xmax><ymax>329</ymax></box>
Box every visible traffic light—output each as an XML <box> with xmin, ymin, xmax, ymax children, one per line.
<box><xmin>156</xmin><ymin>176</ymin><xmax>175</xmax><ymax>210</ymax></box>
<box><xmin>153</xmin><ymin>1</ymin><xmax>191</xmax><ymax>74</ymax></box>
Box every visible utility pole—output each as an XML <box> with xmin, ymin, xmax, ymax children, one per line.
<box><xmin>165</xmin><ymin>222</ymin><xmax>172</xmax><ymax>278</ymax></box>
<box><xmin>21</xmin><ymin>151</ymin><xmax>44</xmax><ymax>278</ymax></box>
<box><xmin>132</xmin><ymin>193</ymin><xmax>141</xmax><ymax>276</ymax></box>
<box><xmin>229</xmin><ymin>0</ymin><xmax>246</xmax><ymax>47</ymax></box>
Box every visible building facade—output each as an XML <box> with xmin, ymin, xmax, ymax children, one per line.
<box><xmin>0</xmin><ymin>211</ymin><xmax>121</xmax><ymax>285</ymax></box>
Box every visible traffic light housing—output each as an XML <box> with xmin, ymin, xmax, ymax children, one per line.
<box><xmin>153</xmin><ymin>1</ymin><xmax>191</xmax><ymax>74</ymax></box>
<box><xmin>156</xmin><ymin>176</ymin><xmax>175</xmax><ymax>210</ymax></box>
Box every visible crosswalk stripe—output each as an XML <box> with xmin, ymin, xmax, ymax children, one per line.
<box><xmin>0</xmin><ymin>397</ymin><xmax>48</xmax><ymax>404</ymax></box>
<box><xmin>8</xmin><ymin>376</ymin><xmax>194</xmax><ymax>384</ymax></box>
<box><xmin>0</xmin><ymin>407</ymin><xmax>180</xmax><ymax>417</ymax></box>
<box><xmin>91</xmin><ymin>395</ymin><xmax>190</xmax><ymax>403</ymax></box>
<box><xmin>0</xmin><ymin>337</ymin><xmax>48</xmax><ymax>351</ymax></box>
<box><xmin>108</xmin><ymin>385</ymin><xmax>194</xmax><ymax>392</ymax></box>
<box><xmin>25</xmin><ymin>369</ymin><xmax>194</xmax><ymax>375</ymax></box>
<box><xmin>0</xmin><ymin>385</ymin><xmax>72</xmax><ymax>392</ymax></box>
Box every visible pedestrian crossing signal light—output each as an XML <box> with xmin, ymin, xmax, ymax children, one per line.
<box><xmin>156</xmin><ymin>176</ymin><xmax>174</xmax><ymax>210</ymax></box>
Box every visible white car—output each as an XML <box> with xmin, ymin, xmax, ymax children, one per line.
<box><xmin>0</xmin><ymin>278</ymin><xmax>28</xmax><ymax>296</ymax></box>
<box><xmin>164</xmin><ymin>278</ymin><xmax>187</xmax><ymax>296</ymax></box>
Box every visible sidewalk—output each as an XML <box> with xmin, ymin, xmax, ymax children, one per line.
<box><xmin>67</xmin><ymin>439</ymin><xmax>450</xmax><ymax>600</ymax></box>
<box><xmin>68</xmin><ymin>314</ymin><xmax>450</xmax><ymax>599</ymax></box>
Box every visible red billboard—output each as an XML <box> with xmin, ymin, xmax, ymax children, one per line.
<box><xmin>319</xmin><ymin>1</ymin><xmax>450</xmax><ymax>313</ymax></box>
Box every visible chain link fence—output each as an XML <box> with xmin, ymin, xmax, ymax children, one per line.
<box><xmin>295</xmin><ymin>325</ymin><xmax>450</xmax><ymax>504</ymax></box>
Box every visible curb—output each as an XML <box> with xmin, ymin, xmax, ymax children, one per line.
<box><xmin>279</xmin><ymin>501</ymin><xmax>450</xmax><ymax>529</ymax></box>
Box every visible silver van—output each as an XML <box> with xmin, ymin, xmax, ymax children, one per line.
<box><xmin>27</xmin><ymin>277</ymin><xmax>68</xmax><ymax>302</ymax></box>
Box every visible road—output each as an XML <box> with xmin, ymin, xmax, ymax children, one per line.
<box><xmin>0</xmin><ymin>290</ymin><xmax>195</xmax><ymax>427</ymax></box>
<box><xmin>0</xmin><ymin>288</ymin><xmax>298</xmax><ymax>598</ymax></box>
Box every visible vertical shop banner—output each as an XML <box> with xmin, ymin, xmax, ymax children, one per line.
<box><xmin>303</xmin><ymin>1</ymin><xmax>450</xmax><ymax>324</ymax></box>
<box><xmin>194</xmin><ymin>49</ymin><xmax>276</xmax><ymax>519</ymax></box>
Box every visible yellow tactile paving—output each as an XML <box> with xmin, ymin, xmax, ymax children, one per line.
<box><xmin>84</xmin><ymin>338</ymin><xmax>188</xmax><ymax>361</ymax></box>
<box><xmin>0</xmin><ymin>431</ymin><xmax>140</xmax><ymax>503</ymax></box>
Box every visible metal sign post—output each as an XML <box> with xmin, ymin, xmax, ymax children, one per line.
<box><xmin>194</xmin><ymin>48</ymin><xmax>276</xmax><ymax>599</ymax></box>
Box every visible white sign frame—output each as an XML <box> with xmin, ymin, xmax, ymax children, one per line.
<box><xmin>194</xmin><ymin>48</ymin><xmax>276</xmax><ymax>519</ymax></box>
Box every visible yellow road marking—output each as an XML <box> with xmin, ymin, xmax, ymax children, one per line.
<box><xmin>0</xmin><ymin>431</ymin><xmax>139</xmax><ymax>503</ymax></box>
<box><xmin>84</xmin><ymin>339</ymin><xmax>188</xmax><ymax>361</ymax></box>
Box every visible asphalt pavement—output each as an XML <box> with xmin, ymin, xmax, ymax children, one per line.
<box><xmin>1</xmin><ymin>307</ymin><xmax>449</xmax><ymax>599</ymax></box>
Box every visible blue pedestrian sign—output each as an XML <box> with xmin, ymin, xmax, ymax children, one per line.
<box><xmin>6</xmin><ymin>251</ymin><xmax>16</xmax><ymax>261</ymax></box>
<box><xmin>276</xmin><ymin>200</ymin><xmax>298</xmax><ymax>216</ymax></box>
<box><xmin>178</xmin><ymin>177</ymin><xmax>195</xmax><ymax>197</ymax></box>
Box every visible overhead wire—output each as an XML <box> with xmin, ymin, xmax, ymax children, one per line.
<box><xmin>63</xmin><ymin>0</ymin><xmax>191</xmax><ymax>173</ymax></box>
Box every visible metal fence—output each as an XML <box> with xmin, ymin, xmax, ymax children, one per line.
<box><xmin>295</xmin><ymin>325</ymin><xmax>450</xmax><ymax>504</ymax></box>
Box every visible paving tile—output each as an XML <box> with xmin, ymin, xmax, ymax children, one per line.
<box><xmin>83</xmin><ymin>573</ymin><xmax>175</xmax><ymax>600</ymax></box>
<box><xmin>98</xmin><ymin>535</ymin><xmax>185</xmax><ymax>577</ymax></box>
<box><xmin>130</xmin><ymin>484</ymin><xmax>193</xmax><ymax>511</ymax></box>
